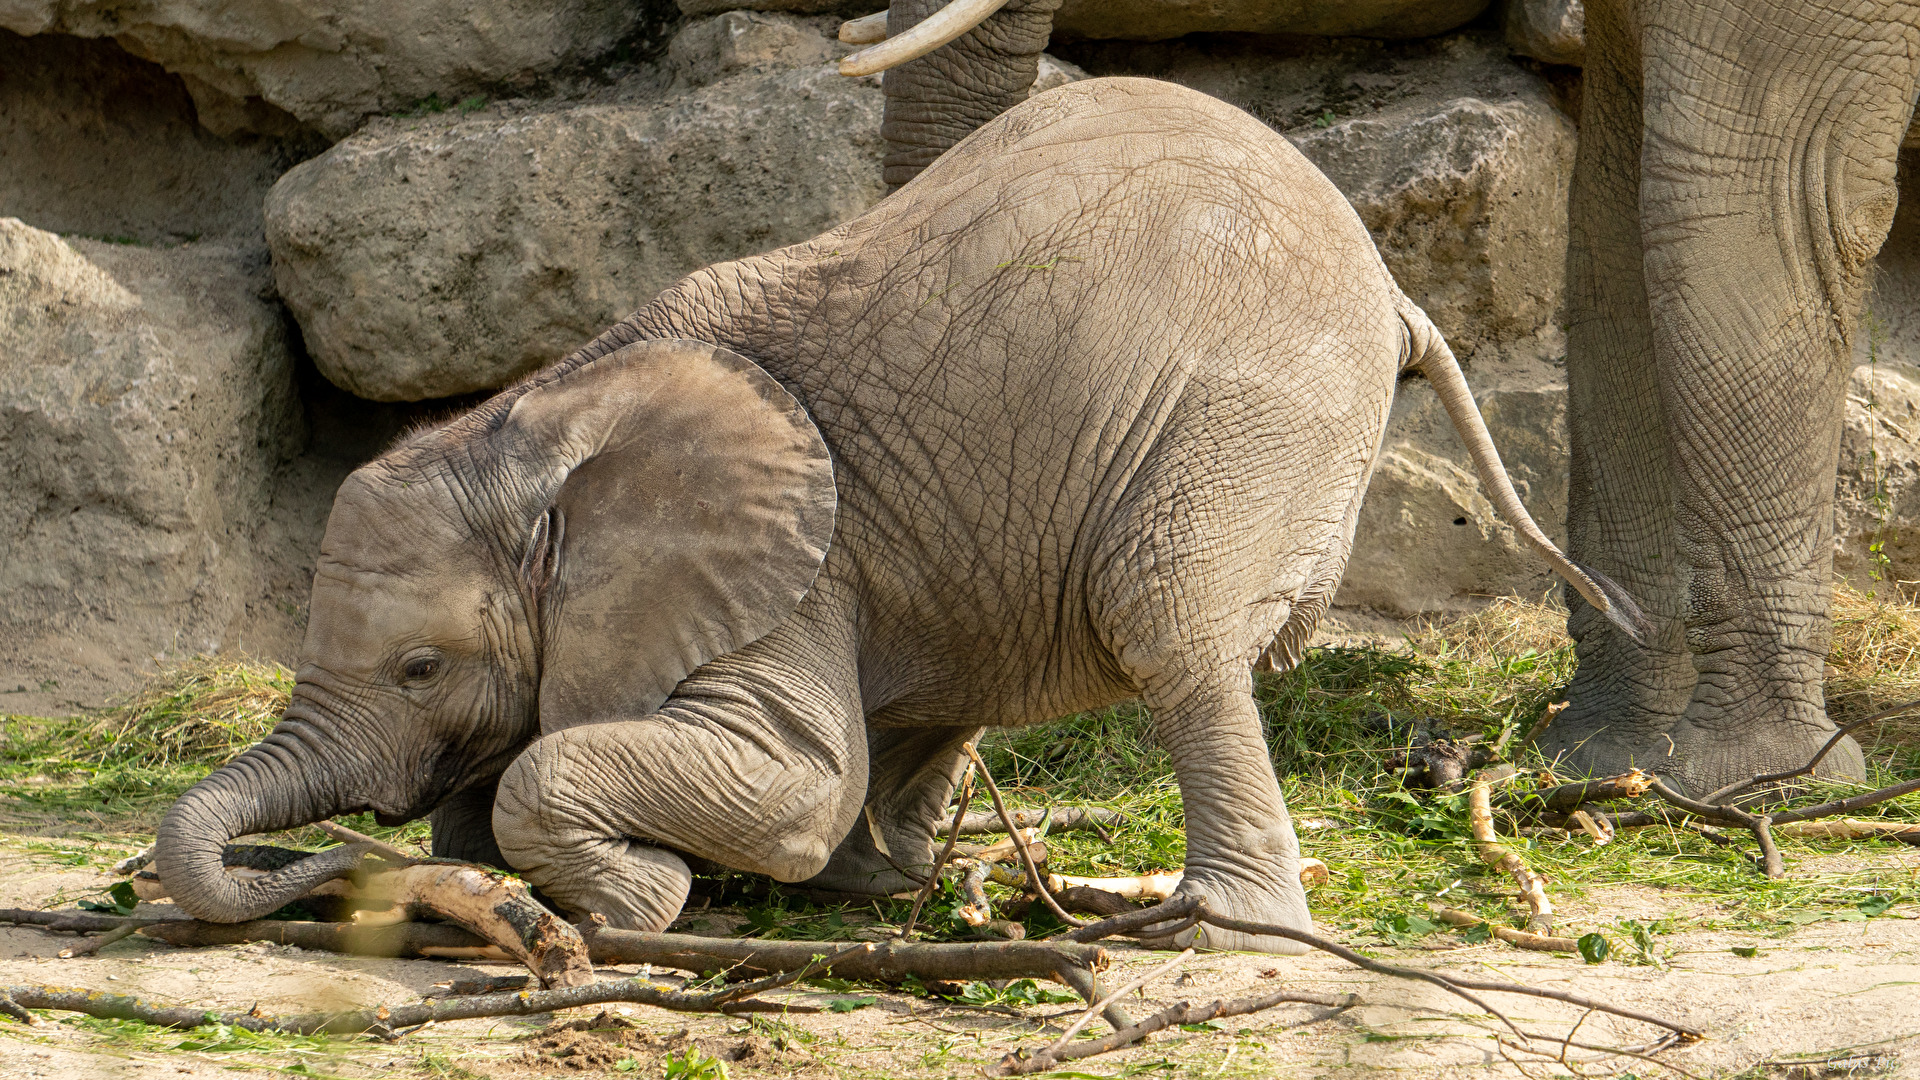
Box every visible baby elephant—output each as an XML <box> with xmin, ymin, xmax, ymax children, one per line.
<box><xmin>155</xmin><ymin>78</ymin><xmax>1641</xmax><ymax>953</ymax></box>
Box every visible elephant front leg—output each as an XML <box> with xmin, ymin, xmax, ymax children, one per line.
<box><xmin>1145</xmin><ymin>671</ymin><xmax>1311</xmax><ymax>956</ymax></box>
<box><xmin>1545</xmin><ymin>14</ymin><xmax>1697</xmax><ymax>779</ymax></box>
<box><xmin>491</xmin><ymin>641</ymin><xmax>866</xmax><ymax>930</ymax></box>
<box><xmin>429</xmin><ymin>778</ymin><xmax>510</xmax><ymax>869</ymax></box>
<box><xmin>806</xmin><ymin>723</ymin><xmax>983</xmax><ymax>896</ymax></box>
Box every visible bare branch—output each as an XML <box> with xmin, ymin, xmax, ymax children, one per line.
<box><xmin>961</xmin><ymin>742</ymin><xmax>1087</xmax><ymax>928</ymax></box>
<box><xmin>0</xmin><ymin>945</ymin><xmax>871</xmax><ymax>1034</ymax></box>
<box><xmin>901</xmin><ymin>765</ymin><xmax>974</xmax><ymax>941</ymax></box>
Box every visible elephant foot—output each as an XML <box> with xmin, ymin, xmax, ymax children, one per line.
<box><xmin>1165</xmin><ymin>866</ymin><xmax>1312</xmax><ymax>956</ymax></box>
<box><xmin>804</xmin><ymin>841</ymin><xmax>921</xmax><ymax>896</ymax></box>
<box><xmin>1663</xmin><ymin>716</ymin><xmax>1865</xmax><ymax>799</ymax></box>
<box><xmin>505</xmin><ymin>835</ymin><xmax>694</xmax><ymax>931</ymax></box>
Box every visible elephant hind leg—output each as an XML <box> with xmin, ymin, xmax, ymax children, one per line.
<box><xmin>1134</xmin><ymin>667</ymin><xmax>1311</xmax><ymax>955</ymax></box>
<box><xmin>805</xmin><ymin>723</ymin><xmax>983</xmax><ymax>896</ymax></box>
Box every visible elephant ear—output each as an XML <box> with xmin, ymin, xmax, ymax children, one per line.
<box><xmin>499</xmin><ymin>339</ymin><xmax>836</xmax><ymax>733</ymax></box>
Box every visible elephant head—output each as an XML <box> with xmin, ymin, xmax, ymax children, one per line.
<box><xmin>154</xmin><ymin>340</ymin><xmax>836</xmax><ymax>922</ymax></box>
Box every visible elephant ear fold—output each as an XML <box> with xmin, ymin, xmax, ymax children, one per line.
<box><xmin>501</xmin><ymin>339</ymin><xmax>836</xmax><ymax>733</ymax></box>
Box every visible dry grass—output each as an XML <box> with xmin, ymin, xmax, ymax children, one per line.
<box><xmin>85</xmin><ymin>656</ymin><xmax>291</xmax><ymax>768</ymax></box>
<box><xmin>1827</xmin><ymin>581</ymin><xmax>1920</xmax><ymax>750</ymax></box>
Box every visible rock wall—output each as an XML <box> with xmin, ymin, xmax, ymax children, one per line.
<box><xmin>0</xmin><ymin>221</ymin><xmax>303</xmax><ymax>709</ymax></box>
<box><xmin>264</xmin><ymin>16</ymin><xmax>886</xmax><ymax>400</ymax></box>
<box><xmin>6</xmin><ymin>0</ymin><xmax>1920</xmax><ymax>706</ymax></box>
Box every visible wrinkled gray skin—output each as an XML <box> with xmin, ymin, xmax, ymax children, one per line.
<box><xmin>155</xmin><ymin>79</ymin><xmax>1632</xmax><ymax>951</ymax></box>
<box><xmin>871</xmin><ymin>0</ymin><xmax>1920</xmax><ymax>797</ymax></box>
<box><xmin>1538</xmin><ymin>0</ymin><xmax>1920</xmax><ymax>793</ymax></box>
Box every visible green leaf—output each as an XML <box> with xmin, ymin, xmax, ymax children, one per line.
<box><xmin>1577</xmin><ymin>933</ymin><xmax>1610</xmax><ymax>964</ymax></box>
<box><xmin>1859</xmin><ymin>894</ymin><xmax>1898</xmax><ymax>918</ymax></box>
<box><xmin>78</xmin><ymin>880</ymin><xmax>140</xmax><ymax>917</ymax></box>
<box><xmin>1179</xmin><ymin>1019</ymin><xmax>1228</xmax><ymax>1032</ymax></box>
<box><xmin>827</xmin><ymin>997</ymin><xmax>877</xmax><ymax>1013</ymax></box>
<box><xmin>1730</xmin><ymin>945</ymin><xmax>1759</xmax><ymax>958</ymax></box>
<box><xmin>1459</xmin><ymin>922</ymin><xmax>1492</xmax><ymax>944</ymax></box>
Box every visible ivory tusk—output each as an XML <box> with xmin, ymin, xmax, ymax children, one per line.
<box><xmin>839</xmin><ymin>10</ymin><xmax>889</xmax><ymax>44</ymax></box>
<box><xmin>838</xmin><ymin>0</ymin><xmax>1013</xmax><ymax>77</ymax></box>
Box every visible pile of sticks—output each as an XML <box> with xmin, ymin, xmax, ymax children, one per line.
<box><xmin>0</xmin><ymin>739</ymin><xmax>1713</xmax><ymax>1074</ymax></box>
<box><xmin>1499</xmin><ymin>698</ymin><xmax>1920</xmax><ymax>878</ymax></box>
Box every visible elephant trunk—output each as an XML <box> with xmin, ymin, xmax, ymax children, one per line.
<box><xmin>877</xmin><ymin>0</ymin><xmax>1062</xmax><ymax>189</ymax></box>
<box><xmin>154</xmin><ymin>726</ymin><xmax>374</xmax><ymax>923</ymax></box>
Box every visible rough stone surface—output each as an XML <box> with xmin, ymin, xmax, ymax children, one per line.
<box><xmin>0</xmin><ymin>0</ymin><xmax>672</xmax><ymax>139</ymax></box>
<box><xmin>1293</xmin><ymin>87</ymin><xmax>1575</xmax><ymax>360</ymax></box>
<box><xmin>1504</xmin><ymin>0</ymin><xmax>1584</xmax><ymax>66</ymax></box>
<box><xmin>0</xmin><ymin>29</ymin><xmax>319</xmax><ymax>244</ymax></box>
<box><xmin>1835</xmin><ymin>151</ymin><xmax>1920</xmax><ymax>591</ymax></box>
<box><xmin>0</xmin><ymin>219</ymin><xmax>306</xmax><ymax>709</ymax></box>
<box><xmin>1057</xmin><ymin>0</ymin><xmax>1493</xmax><ymax>41</ymax></box>
<box><xmin>266</xmin><ymin>21</ymin><xmax>887</xmax><ymax>401</ymax></box>
<box><xmin>1335</xmin><ymin>353</ymin><xmax>1571</xmax><ymax>616</ymax></box>
<box><xmin>668</xmin><ymin>11</ymin><xmax>838</xmax><ymax>87</ymax></box>
<box><xmin>685</xmin><ymin>0</ymin><xmax>1489</xmax><ymax>39</ymax></box>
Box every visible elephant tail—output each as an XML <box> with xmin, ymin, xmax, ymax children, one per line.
<box><xmin>1398</xmin><ymin>298</ymin><xmax>1651</xmax><ymax>646</ymax></box>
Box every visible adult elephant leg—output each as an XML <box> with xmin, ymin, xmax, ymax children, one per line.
<box><xmin>805</xmin><ymin>723</ymin><xmax>983</xmax><ymax>896</ymax></box>
<box><xmin>1540</xmin><ymin>0</ymin><xmax>1696</xmax><ymax>777</ymax></box>
<box><xmin>492</xmin><ymin>616</ymin><xmax>866</xmax><ymax>929</ymax></box>
<box><xmin>1630</xmin><ymin>0</ymin><xmax>1918</xmax><ymax>792</ymax></box>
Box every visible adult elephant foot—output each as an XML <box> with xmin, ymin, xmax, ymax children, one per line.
<box><xmin>1662</xmin><ymin>709</ymin><xmax>1865</xmax><ymax>799</ymax></box>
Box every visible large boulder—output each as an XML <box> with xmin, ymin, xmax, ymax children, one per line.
<box><xmin>0</xmin><ymin>30</ymin><xmax>316</xmax><ymax>244</ymax></box>
<box><xmin>0</xmin><ymin>0</ymin><xmax>666</xmax><ymax>139</ymax></box>
<box><xmin>266</xmin><ymin>16</ymin><xmax>887</xmax><ymax>401</ymax></box>
<box><xmin>1503</xmin><ymin>0</ymin><xmax>1584</xmax><ymax>67</ymax></box>
<box><xmin>1334</xmin><ymin>355</ymin><xmax>1569</xmax><ymax>616</ymax></box>
<box><xmin>0</xmin><ymin>220</ymin><xmax>306</xmax><ymax>711</ymax></box>
<box><xmin>1052</xmin><ymin>0</ymin><xmax>1491</xmax><ymax>40</ymax></box>
<box><xmin>688</xmin><ymin>0</ymin><xmax>1492</xmax><ymax>40</ymax></box>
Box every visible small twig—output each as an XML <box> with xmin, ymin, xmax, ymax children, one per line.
<box><xmin>901</xmin><ymin>765</ymin><xmax>974</xmax><ymax>940</ymax></box>
<box><xmin>0</xmin><ymin>909</ymin><xmax>162</xmax><ymax>934</ymax></box>
<box><xmin>961</xmin><ymin>743</ymin><xmax>1086</xmax><ymax>928</ymax></box>
<box><xmin>58</xmin><ymin>923</ymin><xmax>141</xmax><ymax>958</ymax></box>
<box><xmin>1049</xmin><ymin>949</ymin><xmax>1192</xmax><ymax>1050</ymax></box>
<box><xmin>1470</xmin><ymin>767</ymin><xmax>1555</xmax><ymax>933</ymax></box>
<box><xmin>1061</xmin><ymin>893</ymin><xmax>1200</xmax><ymax>943</ymax></box>
<box><xmin>1189</xmin><ymin>904</ymin><xmax>1701</xmax><ymax>1041</ymax></box>
<box><xmin>1768</xmin><ymin>776</ymin><xmax>1920</xmax><ymax>826</ymax></box>
<box><xmin>314</xmin><ymin>821</ymin><xmax>417</xmax><ymax>863</ymax></box>
<box><xmin>1432</xmin><ymin>908</ymin><xmax>1578</xmax><ymax>953</ymax></box>
<box><xmin>111</xmin><ymin>846</ymin><xmax>155</xmax><ymax>876</ymax></box>
<box><xmin>1500</xmin><ymin>770</ymin><xmax>1652</xmax><ymax>819</ymax></box>
<box><xmin>1753</xmin><ymin>815</ymin><xmax>1783</xmax><ymax>878</ymax></box>
<box><xmin>991</xmin><ymin>980</ymin><xmax>1356</xmax><ymax>1075</ymax></box>
<box><xmin>0</xmin><ymin>992</ymin><xmax>39</xmax><ymax>1026</ymax></box>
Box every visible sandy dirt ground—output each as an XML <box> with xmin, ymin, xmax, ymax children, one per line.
<box><xmin>3</xmin><ymin>835</ymin><xmax>1918</xmax><ymax>1080</ymax></box>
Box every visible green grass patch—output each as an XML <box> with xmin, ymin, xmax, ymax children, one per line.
<box><xmin>4</xmin><ymin>589</ymin><xmax>1918</xmax><ymax>952</ymax></box>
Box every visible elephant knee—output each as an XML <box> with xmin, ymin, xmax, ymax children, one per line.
<box><xmin>763</xmin><ymin>830</ymin><xmax>836</xmax><ymax>883</ymax></box>
<box><xmin>491</xmin><ymin>749</ymin><xmax>692</xmax><ymax>928</ymax></box>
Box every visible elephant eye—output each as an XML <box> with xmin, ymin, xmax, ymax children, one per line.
<box><xmin>402</xmin><ymin>656</ymin><xmax>441</xmax><ymax>683</ymax></box>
